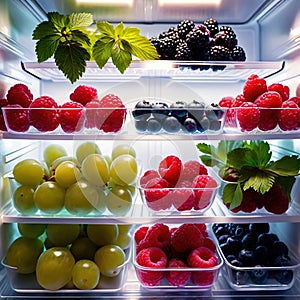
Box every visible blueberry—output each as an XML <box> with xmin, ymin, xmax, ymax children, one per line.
<box><xmin>230</xmin><ymin>259</ymin><xmax>243</xmax><ymax>267</ymax></box>
<box><xmin>257</xmin><ymin>233</ymin><xmax>279</xmax><ymax>248</ymax></box>
<box><xmin>170</xmin><ymin>101</ymin><xmax>188</xmax><ymax>118</ymax></box>
<box><xmin>241</xmin><ymin>233</ymin><xmax>257</xmax><ymax>250</ymax></box>
<box><xmin>274</xmin><ymin>270</ymin><xmax>293</xmax><ymax>284</ymax></box>
<box><xmin>151</xmin><ymin>102</ymin><xmax>169</xmax><ymax>120</ymax></box>
<box><xmin>250</xmin><ymin>266</ymin><xmax>269</xmax><ymax>284</ymax></box>
<box><xmin>226</xmin><ymin>254</ymin><xmax>237</xmax><ymax>264</ymax></box>
<box><xmin>270</xmin><ymin>241</ymin><xmax>289</xmax><ymax>259</ymax></box>
<box><xmin>215</xmin><ymin>226</ymin><xmax>229</xmax><ymax>238</ymax></box>
<box><xmin>205</xmin><ymin>103</ymin><xmax>224</xmax><ymax>120</ymax></box>
<box><xmin>147</xmin><ymin>118</ymin><xmax>162</xmax><ymax>133</ymax></box>
<box><xmin>274</xmin><ymin>255</ymin><xmax>291</xmax><ymax>267</ymax></box>
<box><xmin>220</xmin><ymin>242</ymin><xmax>231</xmax><ymax>257</ymax></box>
<box><xmin>183</xmin><ymin>117</ymin><xmax>197</xmax><ymax>133</ymax></box>
<box><xmin>254</xmin><ymin>245</ymin><xmax>268</xmax><ymax>265</ymax></box>
<box><xmin>162</xmin><ymin>116</ymin><xmax>181</xmax><ymax>133</ymax></box>
<box><xmin>226</xmin><ymin>237</ymin><xmax>242</xmax><ymax>255</ymax></box>
<box><xmin>187</xmin><ymin>100</ymin><xmax>205</xmax><ymax>122</ymax></box>
<box><xmin>238</xmin><ymin>249</ymin><xmax>255</xmax><ymax>266</ymax></box>
<box><xmin>218</xmin><ymin>234</ymin><xmax>230</xmax><ymax>245</ymax></box>
<box><xmin>132</xmin><ymin>100</ymin><xmax>152</xmax><ymax>121</ymax></box>
<box><xmin>235</xmin><ymin>225</ymin><xmax>248</xmax><ymax>239</ymax></box>
<box><xmin>249</xmin><ymin>223</ymin><xmax>270</xmax><ymax>236</ymax></box>
<box><xmin>134</xmin><ymin>120</ymin><xmax>147</xmax><ymax>132</ymax></box>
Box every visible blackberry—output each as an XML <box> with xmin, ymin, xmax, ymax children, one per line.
<box><xmin>219</xmin><ymin>25</ymin><xmax>236</xmax><ymax>35</ymax></box>
<box><xmin>175</xmin><ymin>42</ymin><xmax>193</xmax><ymax>60</ymax></box>
<box><xmin>231</xmin><ymin>46</ymin><xmax>246</xmax><ymax>61</ymax></box>
<box><xmin>159</xmin><ymin>37</ymin><xmax>179</xmax><ymax>59</ymax></box>
<box><xmin>204</xmin><ymin>18</ymin><xmax>219</xmax><ymax>37</ymax></box>
<box><xmin>214</xmin><ymin>31</ymin><xmax>237</xmax><ymax>49</ymax></box>
<box><xmin>177</xmin><ymin>19</ymin><xmax>195</xmax><ymax>39</ymax></box>
<box><xmin>186</xmin><ymin>25</ymin><xmax>210</xmax><ymax>51</ymax></box>
<box><xmin>149</xmin><ymin>37</ymin><xmax>161</xmax><ymax>54</ymax></box>
<box><xmin>209</xmin><ymin>45</ymin><xmax>230</xmax><ymax>61</ymax></box>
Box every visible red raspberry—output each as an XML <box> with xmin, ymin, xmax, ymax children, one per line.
<box><xmin>187</xmin><ymin>247</ymin><xmax>218</xmax><ymax>286</ymax></box>
<box><xmin>144</xmin><ymin>178</ymin><xmax>171</xmax><ymax>211</ymax></box>
<box><xmin>224</xmin><ymin>95</ymin><xmax>245</xmax><ymax>128</ymax></box>
<box><xmin>278</xmin><ymin>100</ymin><xmax>300</xmax><ymax>131</ymax></box>
<box><xmin>158</xmin><ymin>155</ymin><xmax>183</xmax><ymax>187</ymax></box>
<box><xmin>165</xmin><ymin>258</ymin><xmax>191</xmax><ymax>287</ymax></box>
<box><xmin>219</xmin><ymin>96</ymin><xmax>234</xmax><ymax>127</ymax></box>
<box><xmin>254</xmin><ymin>91</ymin><xmax>283</xmax><ymax>131</ymax></box>
<box><xmin>136</xmin><ymin>223</ymin><xmax>171</xmax><ymax>253</ymax></box>
<box><xmin>219</xmin><ymin>96</ymin><xmax>234</xmax><ymax>108</ymax></box>
<box><xmin>243</xmin><ymin>74</ymin><xmax>267</xmax><ymax>102</ymax></box>
<box><xmin>181</xmin><ymin>160</ymin><xmax>208</xmax><ymax>182</ymax></box>
<box><xmin>233</xmin><ymin>94</ymin><xmax>246</xmax><ymax>106</ymax></box>
<box><xmin>97</xmin><ymin>94</ymin><xmax>126</xmax><ymax>133</ymax></box>
<box><xmin>194</xmin><ymin>223</ymin><xmax>207</xmax><ymax>235</ymax></box>
<box><xmin>135</xmin><ymin>247</ymin><xmax>167</xmax><ymax>286</ymax></box>
<box><xmin>203</xmin><ymin>237</ymin><xmax>216</xmax><ymax>252</ymax></box>
<box><xmin>59</xmin><ymin>101</ymin><xmax>85</xmax><ymax>133</ymax></box>
<box><xmin>236</xmin><ymin>102</ymin><xmax>260</xmax><ymax>131</ymax></box>
<box><xmin>29</xmin><ymin>96</ymin><xmax>59</xmax><ymax>132</ymax></box>
<box><xmin>171</xmin><ymin>224</ymin><xmax>204</xmax><ymax>253</ymax></box>
<box><xmin>6</xmin><ymin>84</ymin><xmax>33</xmax><ymax>107</ymax></box>
<box><xmin>134</xmin><ymin>226</ymin><xmax>149</xmax><ymax>244</ymax></box>
<box><xmin>289</xmin><ymin>96</ymin><xmax>300</xmax><ymax>107</ymax></box>
<box><xmin>85</xmin><ymin>100</ymin><xmax>101</xmax><ymax>129</ymax></box>
<box><xmin>268</xmin><ymin>83</ymin><xmax>289</xmax><ymax>101</ymax></box>
<box><xmin>192</xmin><ymin>175</ymin><xmax>218</xmax><ymax>210</ymax></box>
<box><xmin>139</xmin><ymin>170</ymin><xmax>160</xmax><ymax>187</ymax></box>
<box><xmin>2</xmin><ymin>104</ymin><xmax>30</xmax><ymax>132</ymax></box>
<box><xmin>70</xmin><ymin>85</ymin><xmax>98</xmax><ymax>106</ymax></box>
<box><xmin>0</xmin><ymin>99</ymin><xmax>8</xmax><ymax>131</ymax></box>
<box><xmin>172</xmin><ymin>180</ymin><xmax>195</xmax><ymax>211</ymax></box>
<box><xmin>262</xmin><ymin>184</ymin><xmax>289</xmax><ymax>214</ymax></box>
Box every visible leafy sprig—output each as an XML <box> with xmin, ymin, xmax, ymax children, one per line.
<box><xmin>32</xmin><ymin>12</ymin><xmax>158</xmax><ymax>83</ymax></box>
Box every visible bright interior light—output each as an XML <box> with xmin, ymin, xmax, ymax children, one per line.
<box><xmin>159</xmin><ymin>0</ymin><xmax>222</xmax><ymax>6</ymax></box>
<box><xmin>290</xmin><ymin>27</ymin><xmax>300</xmax><ymax>38</ymax></box>
<box><xmin>76</xmin><ymin>0</ymin><xmax>134</xmax><ymax>6</ymax></box>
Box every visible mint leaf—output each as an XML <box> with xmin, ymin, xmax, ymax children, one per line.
<box><xmin>93</xmin><ymin>36</ymin><xmax>114</xmax><ymax>68</ymax></box>
<box><xmin>54</xmin><ymin>43</ymin><xmax>90</xmax><ymax>83</ymax></box>
<box><xmin>68</xmin><ymin>13</ymin><xmax>93</xmax><ymax>29</ymax></box>
<box><xmin>35</xmin><ymin>36</ymin><xmax>60</xmax><ymax>62</ymax></box>
<box><xmin>32</xmin><ymin>21</ymin><xmax>58</xmax><ymax>40</ymax></box>
<box><xmin>267</xmin><ymin>155</ymin><xmax>300</xmax><ymax>176</ymax></box>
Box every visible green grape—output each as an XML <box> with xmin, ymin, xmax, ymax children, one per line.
<box><xmin>55</xmin><ymin>161</ymin><xmax>81</xmax><ymax>188</ymax></box>
<box><xmin>114</xmin><ymin>231</ymin><xmax>131</xmax><ymax>250</ymax></box>
<box><xmin>111</xmin><ymin>144</ymin><xmax>136</xmax><ymax>160</ymax></box>
<box><xmin>76</xmin><ymin>142</ymin><xmax>101</xmax><ymax>165</ymax></box>
<box><xmin>46</xmin><ymin>224</ymin><xmax>80</xmax><ymax>247</ymax></box>
<box><xmin>44</xmin><ymin>237</ymin><xmax>55</xmax><ymax>249</ymax></box>
<box><xmin>5</xmin><ymin>236</ymin><xmax>44</xmax><ymax>274</ymax></box>
<box><xmin>34</xmin><ymin>181</ymin><xmax>65</xmax><ymax>214</ymax></box>
<box><xmin>94</xmin><ymin>244</ymin><xmax>125</xmax><ymax>277</ymax></box>
<box><xmin>13</xmin><ymin>159</ymin><xmax>44</xmax><ymax>186</ymax></box>
<box><xmin>105</xmin><ymin>185</ymin><xmax>132</xmax><ymax>216</ymax></box>
<box><xmin>70</xmin><ymin>236</ymin><xmax>98</xmax><ymax>261</ymax></box>
<box><xmin>44</xmin><ymin>144</ymin><xmax>67</xmax><ymax>167</ymax></box>
<box><xmin>87</xmin><ymin>224</ymin><xmax>118</xmax><ymax>246</ymax></box>
<box><xmin>118</xmin><ymin>224</ymin><xmax>133</xmax><ymax>234</ymax></box>
<box><xmin>36</xmin><ymin>247</ymin><xmax>75</xmax><ymax>291</ymax></box>
<box><xmin>64</xmin><ymin>180</ymin><xmax>105</xmax><ymax>215</ymax></box>
<box><xmin>109</xmin><ymin>154</ymin><xmax>138</xmax><ymax>185</ymax></box>
<box><xmin>49</xmin><ymin>156</ymin><xmax>78</xmax><ymax>177</ymax></box>
<box><xmin>81</xmin><ymin>154</ymin><xmax>110</xmax><ymax>187</ymax></box>
<box><xmin>13</xmin><ymin>185</ymin><xmax>37</xmax><ymax>215</ymax></box>
<box><xmin>71</xmin><ymin>259</ymin><xmax>100</xmax><ymax>290</ymax></box>
<box><xmin>17</xmin><ymin>223</ymin><xmax>46</xmax><ymax>238</ymax></box>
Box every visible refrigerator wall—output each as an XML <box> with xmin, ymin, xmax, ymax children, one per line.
<box><xmin>1</xmin><ymin>0</ymin><xmax>300</xmax><ymax>298</ymax></box>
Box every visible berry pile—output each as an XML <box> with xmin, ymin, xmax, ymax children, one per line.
<box><xmin>213</xmin><ymin>223</ymin><xmax>295</xmax><ymax>286</ymax></box>
<box><xmin>132</xmin><ymin>99</ymin><xmax>224</xmax><ymax>134</ymax></box>
<box><xmin>139</xmin><ymin>155</ymin><xmax>218</xmax><ymax>212</ymax></box>
<box><xmin>219</xmin><ymin>74</ymin><xmax>300</xmax><ymax>132</ymax></box>
<box><xmin>1</xmin><ymin>84</ymin><xmax>126</xmax><ymax>133</ymax></box>
<box><xmin>134</xmin><ymin>223</ymin><xmax>220</xmax><ymax>287</ymax></box>
<box><xmin>149</xmin><ymin>18</ymin><xmax>246</xmax><ymax>67</ymax></box>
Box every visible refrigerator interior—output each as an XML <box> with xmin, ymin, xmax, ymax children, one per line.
<box><xmin>1</xmin><ymin>0</ymin><xmax>300</xmax><ymax>298</ymax></box>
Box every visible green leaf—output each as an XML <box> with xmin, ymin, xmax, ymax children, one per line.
<box><xmin>92</xmin><ymin>36</ymin><xmax>114</xmax><ymax>68</ymax></box>
<box><xmin>96</xmin><ymin>21</ymin><xmax>115</xmax><ymax>37</ymax></box>
<box><xmin>222</xmin><ymin>183</ymin><xmax>243</xmax><ymax>209</ymax></box>
<box><xmin>197</xmin><ymin>143</ymin><xmax>214</xmax><ymax>155</ymax></box>
<box><xmin>199</xmin><ymin>155</ymin><xmax>225</xmax><ymax>168</ymax></box>
<box><xmin>68</xmin><ymin>13</ymin><xmax>93</xmax><ymax>29</ymax></box>
<box><xmin>47</xmin><ymin>12</ymin><xmax>67</xmax><ymax>29</ymax></box>
<box><xmin>267</xmin><ymin>155</ymin><xmax>300</xmax><ymax>176</ymax></box>
<box><xmin>32</xmin><ymin>21</ymin><xmax>58</xmax><ymax>40</ymax></box>
<box><xmin>115</xmin><ymin>22</ymin><xmax>125</xmax><ymax>37</ymax></box>
<box><xmin>247</xmin><ymin>140</ymin><xmax>271</xmax><ymax>167</ymax></box>
<box><xmin>35</xmin><ymin>36</ymin><xmax>60</xmax><ymax>62</ymax></box>
<box><xmin>71</xmin><ymin>30</ymin><xmax>91</xmax><ymax>46</ymax></box>
<box><xmin>111</xmin><ymin>45</ymin><xmax>132</xmax><ymax>73</ymax></box>
<box><xmin>216</xmin><ymin>140</ymin><xmax>244</xmax><ymax>163</ymax></box>
<box><xmin>54</xmin><ymin>43</ymin><xmax>90</xmax><ymax>83</ymax></box>
<box><xmin>227</xmin><ymin>148</ymin><xmax>258</xmax><ymax>170</ymax></box>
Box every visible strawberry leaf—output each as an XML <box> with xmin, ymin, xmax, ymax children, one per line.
<box><xmin>267</xmin><ymin>155</ymin><xmax>300</xmax><ymax>176</ymax></box>
<box><xmin>93</xmin><ymin>36</ymin><xmax>114</xmax><ymax>68</ymax></box>
<box><xmin>35</xmin><ymin>36</ymin><xmax>60</xmax><ymax>62</ymax></box>
<box><xmin>68</xmin><ymin>12</ymin><xmax>93</xmax><ymax>29</ymax></box>
<box><xmin>222</xmin><ymin>183</ymin><xmax>243</xmax><ymax>209</ymax></box>
<box><xmin>32</xmin><ymin>21</ymin><xmax>58</xmax><ymax>40</ymax></box>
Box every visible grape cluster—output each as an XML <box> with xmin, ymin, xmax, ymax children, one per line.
<box><xmin>149</xmin><ymin>18</ymin><xmax>246</xmax><ymax>66</ymax></box>
<box><xmin>132</xmin><ymin>99</ymin><xmax>225</xmax><ymax>134</ymax></box>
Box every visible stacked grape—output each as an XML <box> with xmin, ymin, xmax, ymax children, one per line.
<box><xmin>149</xmin><ymin>18</ymin><xmax>246</xmax><ymax>66</ymax></box>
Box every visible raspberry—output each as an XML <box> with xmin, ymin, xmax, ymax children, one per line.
<box><xmin>84</xmin><ymin>100</ymin><xmax>101</xmax><ymax>129</ymax></box>
<box><xmin>172</xmin><ymin>180</ymin><xmax>195</xmax><ymax>211</ymax></box>
<box><xmin>70</xmin><ymin>85</ymin><xmax>98</xmax><ymax>106</ymax></box>
<box><xmin>158</xmin><ymin>155</ymin><xmax>183</xmax><ymax>187</ymax></box>
<box><xmin>0</xmin><ymin>99</ymin><xmax>8</xmax><ymax>131</ymax></box>
<box><xmin>278</xmin><ymin>100</ymin><xmax>300</xmax><ymax>131</ymax></box>
<box><xmin>254</xmin><ymin>91</ymin><xmax>283</xmax><ymax>131</ymax></box>
<box><xmin>203</xmin><ymin>237</ymin><xmax>216</xmax><ymax>252</ymax></box>
<box><xmin>165</xmin><ymin>258</ymin><xmax>191</xmax><ymax>287</ymax></box>
<box><xmin>289</xmin><ymin>96</ymin><xmax>300</xmax><ymax>107</ymax></box>
<box><xmin>2</xmin><ymin>104</ymin><xmax>30</xmax><ymax>132</ymax></box>
<box><xmin>59</xmin><ymin>101</ymin><xmax>85</xmax><ymax>133</ymax></box>
<box><xmin>236</xmin><ymin>102</ymin><xmax>260</xmax><ymax>131</ymax></box>
<box><xmin>222</xmin><ymin>95</ymin><xmax>245</xmax><ymax>128</ymax></box>
<box><xmin>134</xmin><ymin>226</ymin><xmax>149</xmax><ymax>244</ymax></box>
<box><xmin>6</xmin><ymin>84</ymin><xmax>33</xmax><ymax>107</ymax></box>
<box><xmin>192</xmin><ymin>175</ymin><xmax>218</xmax><ymax>210</ymax></box>
<box><xmin>262</xmin><ymin>184</ymin><xmax>289</xmax><ymax>214</ymax></box>
<box><xmin>136</xmin><ymin>223</ymin><xmax>171</xmax><ymax>253</ymax></box>
<box><xmin>29</xmin><ymin>96</ymin><xmax>59</xmax><ymax>132</ymax></box>
<box><xmin>143</xmin><ymin>178</ymin><xmax>171</xmax><ymax>211</ymax></box>
<box><xmin>135</xmin><ymin>247</ymin><xmax>167</xmax><ymax>286</ymax></box>
<box><xmin>181</xmin><ymin>160</ymin><xmax>208</xmax><ymax>182</ymax></box>
<box><xmin>243</xmin><ymin>74</ymin><xmax>267</xmax><ymax>102</ymax></box>
<box><xmin>171</xmin><ymin>224</ymin><xmax>204</xmax><ymax>253</ymax></box>
<box><xmin>268</xmin><ymin>83</ymin><xmax>289</xmax><ymax>101</ymax></box>
<box><xmin>218</xmin><ymin>96</ymin><xmax>234</xmax><ymax>108</ymax></box>
<box><xmin>139</xmin><ymin>170</ymin><xmax>160</xmax><ymax>188</ymax></box>
<box><xmin>97</xmin><ymin>94</ymin><xmax>126</xmax><ymax>133</ymax></box>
